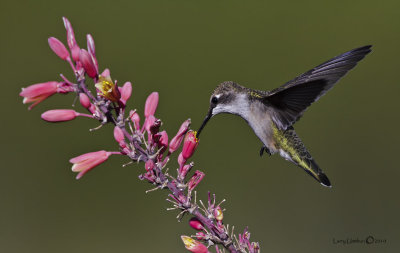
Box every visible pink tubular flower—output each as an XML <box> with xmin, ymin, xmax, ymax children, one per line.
<box><xmin>113</xmin><ymin>126</ymin><xmax>125</xmax><ymax>143</ymax></box>
<box><xmin>169</xmin><ymin>119</ymin><xmax>191</xmax><ymax>153</ymax></box>
<box><xmin>182</xmin><ymin>130</ymin><xmax>199</xmax><ymax>160</ymax></box>
<box><xmin>88</xmin><ymin>104</ymin><xmax>96</xmax><ymax>114</ymax></box>
<box><xmin>86</xmin><ymin>34</ymin><xmax>98</xmax><ymax>73</ymax></box>
<box><xmin>63</xmin><ymin>17</ymin><xmax>76</xmax><ymax>49</ymax></box>
<box><xmin>20</xmin><ymin>81</ymin><xmax>60</xmax><ymax>109</ymax></box>
<box><xmin>154</xmin><ymin>130</ymin><xmax>168</xmax><ymax>149</ymax></box>
<box><xmin>62</xmin><ymin>17</ymin><xmax>80</xmax><ymax>61</ymax></box>
<box><xmin>188</xmin><ymin>170</ymin><xmax>205</xmax><ymax>191</ymax></box>
<box><xmin>70</xmin><ymin>150</ymin><xmax>111</xmax><ymax>179</ymax></box>
<box><xmin>129</xmin><ymin>110</ymin><xmax>140</xmax><ymax>130</ymax></box>
<box><xmin>120</xmin><ymin>82</ymin><xmax>132</xmax><ymax>105</ymax></box>
<box><xmin>181</xmin><ymin>236</ymin><xmax>209</xmax><ymax>253</ymax></box>
<box><xmin>178</xmin><ymin>153</ymin><xmax>186</xmax><ymax>168</ymax></box>
<box><xmin>144</xmin><ymin>92</ymin><xmax>159</xmax><ymax>117</ymax></box>
<box><xmin>41</xmin><ymin>109</ymin><xmax>78</xmax><ymax>122</ymax></box>
<box><xmin>79</xmin><ymin>49</ymin><xmax>97</xmax><ymax>78</ymax></box>
<box><xmin>144</xmin><ymin>115</ymin><xmax>156</xmax><ymax>133</ymax></box>
<box><xmin>178</xmin><ymin>163</ymin><xmax>193</xmax><ymax>180</ymax></box>
<box><xmin>71</xmin><ymin>46</ymin><xmax>80</xmax><ymax>63</ymax></box>
<box><xmin>79</xmin><ymin>93</ymin><xmax>91</xmax><ymax>109</ymax></box>
<box><xmin>86</xmin><ymin>34</ymin><xmax>95</xmax><ymax>56</ymax></box>
<box><xmin>177</xmin><ymin>119</ymin><xmax>191</xmax><ymax>136</ymax></box>
<box><xmin>48</xmin><ymin>37</ymin><xmax>70</xmax><ymax>60</ymax></box>
<box><xmin>169</xmin><ymin>137</ymin><xmax>183</xmax><ymax>153</ymax></box>
<box><xmin>189</xmin><ymin>218</ymin><xmax>204</xmax><ymax>230</ymax></box>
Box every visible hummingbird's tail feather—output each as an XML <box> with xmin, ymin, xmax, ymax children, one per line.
<box><xmin>273</xmin><ymin>126</ymin><xmax>332</xmax><ymax>187</ymax></box>
<box><xmin>302</xmin><ymin>157</ymin><xmax>331</xmax><ymax>187</ymax></box>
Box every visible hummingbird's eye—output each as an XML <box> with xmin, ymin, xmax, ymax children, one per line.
<box><xmin>211</xmin><ymin>96</ymin><xmax>218</xmax><ymax>104</ymax></box>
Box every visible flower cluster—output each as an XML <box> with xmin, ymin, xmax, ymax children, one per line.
<box><xmin>20</xmin><ymin>17</ymin><xmax>260</xmax><ymax>253</ymax></box>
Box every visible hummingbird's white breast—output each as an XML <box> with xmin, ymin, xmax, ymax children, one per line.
<box><xmin>213</xmin><ymin>93</ymin><xmax>277</xmax><ymax>153</ymax></box>
<box><xmin>246</xmin><ymin>100</ymin><xmax>277</xmax><ymax>154</ymax></box>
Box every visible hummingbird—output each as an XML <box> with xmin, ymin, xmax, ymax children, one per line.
<box><xmin>197</xmin><ymin>45</ymin><xmax>372</xmax><ymax>187</ymax></box>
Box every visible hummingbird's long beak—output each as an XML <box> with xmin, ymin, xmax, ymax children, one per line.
<box><xmin>197</xmin><ymin>108</ymin><xmax>213</xmax><ymax>138</ymax></box>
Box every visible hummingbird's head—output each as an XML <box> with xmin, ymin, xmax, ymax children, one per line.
<box><xmin>197</xmin><ymin>81</ymin><xmax>245</xmax><ymax>137</ymax></box>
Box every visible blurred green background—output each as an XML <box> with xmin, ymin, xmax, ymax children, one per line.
<box><xmin>1</xmin><ymin>0</ymin><xmax>399</xmax><ymax>252</ymax></box>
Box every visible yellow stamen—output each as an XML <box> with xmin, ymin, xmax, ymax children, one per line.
<box><xmin>95</xmin><ymin>76</ymin><xmax>120</xmax><ymax>102</ymax></box>
<box><xmin>193</xmin><ymin>131</ymin><xmax>199</xmax><ymax>142</ymax></box>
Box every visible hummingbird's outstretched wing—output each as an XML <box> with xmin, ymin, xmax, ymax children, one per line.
<box><xmin>264</xmin><ymin>45</ymin><xmax>372</xmax><ymax>130</ymax></box>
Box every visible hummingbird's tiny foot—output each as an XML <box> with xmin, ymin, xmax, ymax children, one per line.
<box><xmin>259</xmin><ymin>146</ymin><xmax>265</xmax><ymax>157</ymax></box>
<box><xmin>260</xmin><ymin>145</ymin><xmax>271</xmax><ymax>157</ymax></box>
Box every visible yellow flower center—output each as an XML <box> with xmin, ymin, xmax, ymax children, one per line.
<box><xmin>181</xmin><ymin>236</ymin><xmax>196</xmax><ymax>249</ymax></box>
<box><xmin>96</xmin><ymin>77</ymin><xmax>114</xmax><ymax>95</ymax></box>
<box><xmin>95</xmin><ymin>76</ymin><xmax>120</xmax><ymax>102</ymax></box>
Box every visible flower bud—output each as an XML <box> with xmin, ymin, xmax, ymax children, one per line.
<box><xmin>71</xmin><ymin>45</ymin><xmax>80</xmax><ymax>62</ymax></box>
<box><xmin>189</xmin><ymin>218</ymin><xmax>204</xmax><ymax>230</ymax></box>
<box><xmin>144</xmin><ymin>115</ymin><xmax>156</xmax><ymax>133</ymax></box>
<box><xmin>62</xmin><ymin>17</ymin><xmax>80</xmax><ymax>61</ymax></box>
<box><xmin>178</xmin><ymin>163</ymin><xmax>193</xmax><ymax>180</ymax></box>
<box><xmin>182</xmin><ymin>130</ymin><xmax>199</xmax><ymax>160</ymax></box>
<box><xmin>169</xmin><ymin>119</ymin><xmax>191</xmax><ymax>153</ymax></box>
<box><xmin>188</xmin><ymin>170</ymin><xmax>205</xmax><ymax>191</ymax></box>
<box><xmin>86</xmin><ymin>34</ymin><xmax>95</xmax><ymax>56</ymax></box>
<box><xmin>129</xmin><ymin>110</ymin><xmax>140</xmax><ymax>130</ymax></box>
<box><xmin>48</xmin><ymin>37</ymin><xmax>70</xmax><ymax>60</ymax></box>
<box><xmin>86</xmin><ymin>35</ymin><xmax>99</xmax><ymax>74</ymax></box>
<box><xmin>120</xmin><ymin>82</ymin><xmax>132</xmax><ymax>105</ymax></box>
<box><xmin>113</xmin><ymin>126</ymin><xmax>125</xmax><ymax>143</ymax></box>
<box><xmin>63</xmin><ymin>17</ymin><xmax>77</xmax><ymax>50</ymax></box>
<box><xmin>177</xmin><ymin>119</ymin><xmax>191</xmax><ymax>136</ymax></box>
<box><xmin>79</xmin><ymin>49</ymin><xmax>98</xmax><ymax>78</ymax></box>
<box><xmin>169</xmin><ymin>135</ymin><xmax>183</xmax><ymax>153</ymax></box>
<box><xmin>41</xmin><ymin>109</ymin><xmax>77</xmax><ymax>122</ymax></box>
<box><xmin>178</xmin><ymin>153</ymin><xmax>186</xmax><ymax>168</ymax></box>
<box><xmin>79</xmin><ymin>93</ymin><xmax>91</xmax><ymax>108</ymax></box>
<box><xmin>144</xmin><ymin>92</ymin><xmax>159</xmax><ymax>117</ymax></box>
<box><xmin>91</xmin><ymin>54</ymin><xmax>99</xmax><ymax>74</ymax></box>
<box><xmin>88</xmin><ymin>103</ymin><xmax>96</xmax><ymax>114</ymax></box>
<box><xmin>181</xmin><ymin>236</ymin><xmax>208</xmax><ymax>253</ymax></box>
